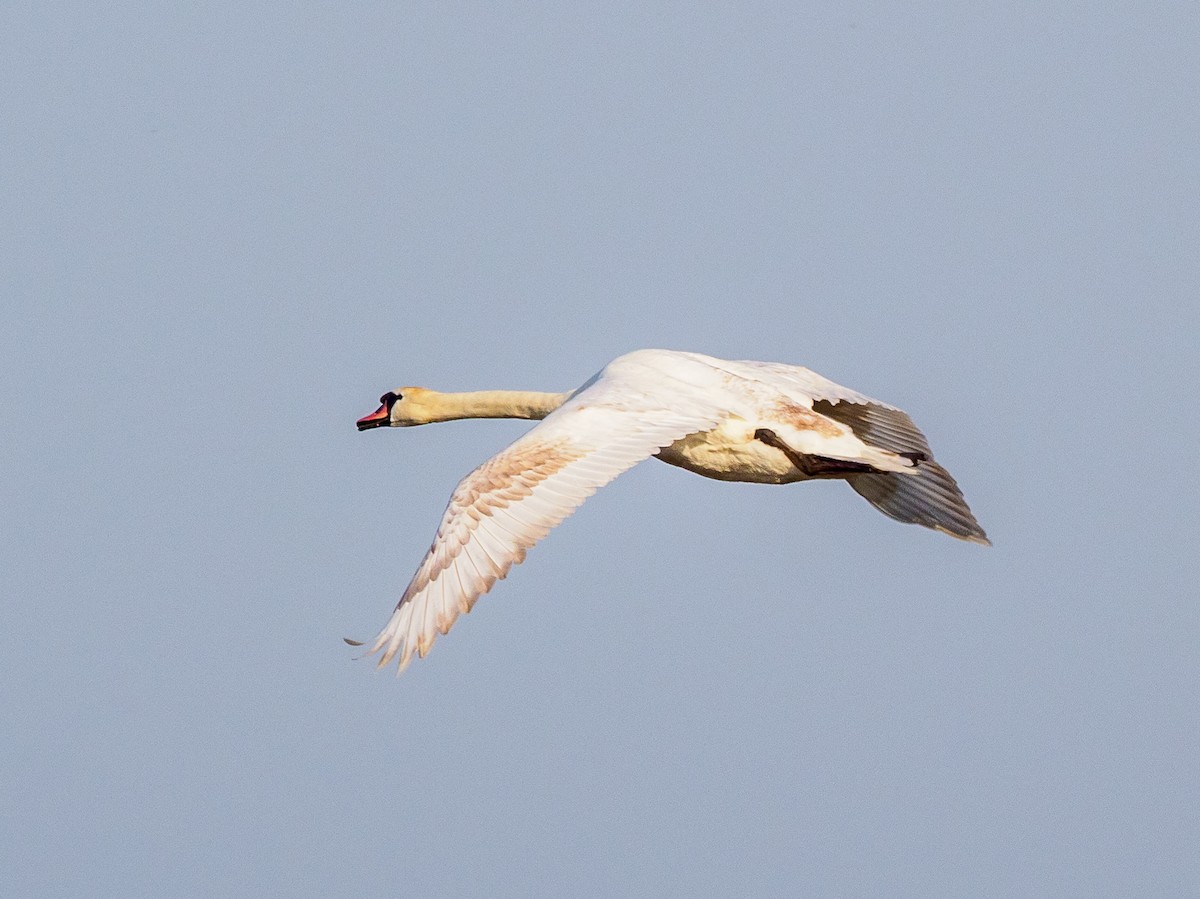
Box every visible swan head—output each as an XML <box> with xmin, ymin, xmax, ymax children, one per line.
<box><xmin>356</xmin><ymin>388</ymin><xmax>438</xmax><ymax>429</ymax></box>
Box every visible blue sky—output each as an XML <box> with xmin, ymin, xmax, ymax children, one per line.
<box><xmin>4</xmin><ymin>4</ymin><xmax>1198</xmax><ymax>896</ymax></box>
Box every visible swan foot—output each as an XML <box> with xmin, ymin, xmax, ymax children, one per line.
<box><xmin>753</xmin><ymin>428</ymin><xmax>893</xmax><ymax>478</ymax></box>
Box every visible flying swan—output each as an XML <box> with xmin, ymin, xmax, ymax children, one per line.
<box><xmin>350</xmin><ymin>349</ymin><xmax>989</xmax><ymax>672</ymax></box>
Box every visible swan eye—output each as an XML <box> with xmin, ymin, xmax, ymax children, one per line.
<box><xmin>380</xmin><ymin>391</ymin><xmax>401</xmax><ymax>409</ymax></box>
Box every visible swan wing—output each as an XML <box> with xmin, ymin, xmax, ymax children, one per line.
<box><xmin>359</xmin><ymin>366</ymin><xmax>726</xmax><ymax>672</ymax></box>
<box><xmin>715</xmin><ymin>357</ymin><xmax>988</xmax><ymax>544</ymax></box>
<box><xmin>813</xmin><ymin>398</ymin><xmax>990</xmax><ymax>545</ymax></box>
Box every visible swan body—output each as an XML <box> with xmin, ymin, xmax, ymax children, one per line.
<box><xmin>352</xmin><ymin>349</ymin><xmax>989</xmax><ymax>672</ymax></box>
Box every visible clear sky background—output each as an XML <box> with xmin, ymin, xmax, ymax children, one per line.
<box><xmin>3</xmin><ymin>4</ymin><xmax>1198</xmax><ymax>897</ymax></box>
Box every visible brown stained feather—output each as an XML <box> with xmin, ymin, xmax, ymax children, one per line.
<box><xmin>403</xmin><ymin>439</ymin><xmax>585</xmax><ymax>601</ymax></box>
<box><xmin>772</xmin><ymin>401</ymin><xmax>846</xmax><ymax>438</ymax></box>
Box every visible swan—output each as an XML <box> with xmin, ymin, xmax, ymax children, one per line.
<box><xmin>350</xmin><ymin>349</ymin><xmax>989</xmax><ymax>672</ymax></box>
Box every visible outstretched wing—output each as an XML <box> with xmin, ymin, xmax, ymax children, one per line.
<box><xmin>812</xmin><ymin>399</ymin><xmax>990</xmax><ymax>545</ymax></box>
<box><xmin>720</xmin><ymin>357</ymin><xmax>988</xmax><ymax>545</ymax></box>
<box><xmin>358</xmin><ymin>366</ymin><xmax>726</xmax><ymax>673</ymax></box>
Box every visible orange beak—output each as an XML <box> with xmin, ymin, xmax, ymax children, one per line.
<box><xmin>356</xmin><ymin>403</ymin><xmax>390</xmax><ymax>431</ymax></box>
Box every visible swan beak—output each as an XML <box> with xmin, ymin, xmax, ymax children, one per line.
<box><xmin>356</xmin><ymin>404</ymin><xmax>390</xmax><ymax>431</ymax></box>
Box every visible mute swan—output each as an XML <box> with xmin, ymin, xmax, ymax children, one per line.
<box><xmin>350</xmin><ymin>349</ymin><xmax>988</xmax><ymax>672</ymax></box>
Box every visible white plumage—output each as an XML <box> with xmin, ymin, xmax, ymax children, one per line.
<box><xmin>351</xmin><ymin>349</ymin><xmax>988</xmax><ymax>672</ymax></box>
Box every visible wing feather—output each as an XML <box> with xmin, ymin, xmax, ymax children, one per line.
<box><xmin>810</xmin><ymin>398</ymin><xmax>989</xmax><ymax>545</ymax></box>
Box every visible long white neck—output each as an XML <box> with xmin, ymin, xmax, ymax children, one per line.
<box><xmin>415</xmin><ymin>389</ymin><xmax>569</xmax><ymax>423</ymax></box>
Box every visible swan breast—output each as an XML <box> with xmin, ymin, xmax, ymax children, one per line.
<box><xmin>655</xmin><ymin>418</ymin><xmax>805</xmax><ymax>484</ymax></box>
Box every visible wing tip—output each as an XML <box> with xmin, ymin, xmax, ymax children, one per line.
<box><xmin>944</xmin><ymin>526</ymin><xmax>992</xmax><ymax>547</ymax></box>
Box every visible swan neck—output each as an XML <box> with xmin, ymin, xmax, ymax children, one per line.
<box><xmin>426</xmin><ymin>390</ymin><xmax>568</xmax><ymax>422</ymax></box>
